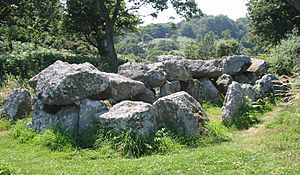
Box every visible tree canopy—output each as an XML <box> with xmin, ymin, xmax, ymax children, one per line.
<box><xmin>247</xmin><ymin>0</ymin><xmax>300</xmax><ymax>48</ymax></box>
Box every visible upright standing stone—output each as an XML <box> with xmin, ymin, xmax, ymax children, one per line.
<box><xmin>222</xmin><ymin>82</ymin><xmax>244</xmax><ymax>125</ymax></box>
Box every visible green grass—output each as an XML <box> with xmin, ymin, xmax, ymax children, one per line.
<box><xmin>1</xmin><ymin>99</ymin><xmax>300</xmax><ymax>174</ymax></box>
<box><xmin>202</xmin><ymin>103</ymin><xmax>222</xmax><ymax>121</ymax></box>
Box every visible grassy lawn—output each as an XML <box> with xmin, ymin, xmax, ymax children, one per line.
<box><xmin>1</xmin><ymin>100</ymin><xmax>300</xmax><ymax>174</ymax></box>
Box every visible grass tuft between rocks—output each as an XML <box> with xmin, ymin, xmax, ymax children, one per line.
<box><xmin>7</xmin><ymin>117</ymin><xmax>231</xmax><ymax>159</ymax></box>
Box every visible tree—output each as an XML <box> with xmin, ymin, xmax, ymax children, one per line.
<box><xmin>0</xmin><ymin>0</ymin><xmax>63</xmax><ymax>50</ymax></box>
<box><xmin>216</xmin><ymin>39</ymin><xmax>240</xmax><ymax>57</ymax></box>
<box><xmin>64</xmin><ymin>0</ymin><xmax>140</xmax><ymax>59</ymax></box>
<box><xmin>97</xmin><ymin>0</ymin><xmax>202</xmax><ymax>71</ymax></box>
<box><xmin>247</xmin><ymin>0</ymin><xmax>300</xmax><ymax>48</ymax></box>
<box><xmin>184</xmin><ymin>31</ymin><xmax>218</xmax><ymax>60</ymax></box>
<box><xmin>0</xmin><ymin>0</ymin><xmax>20</xmax><ymax>24</ymax></box>
<box><xmin>141</xmin><ymin>23</ymin><xmax>176</xmax><ymax>38</ymax></box>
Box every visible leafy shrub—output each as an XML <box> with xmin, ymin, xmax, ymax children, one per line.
<box><xmin>268</xmin><ymin>29</ymin><xmax>300</xmax><ymax>76</ymax></box>
<box><xmin>216</xmin><ymin>39</ymin><xmax>241</xmax><ymax>57</ymax></box>
<box><xmin>0</xmin><ymin>162</ymin><xmax>16</xmax><ymax>175</ymax></box>
<box><xmin>33</xmin><ymin>129</ymin><xmax>75</xmax><ymax>151</ymax></box>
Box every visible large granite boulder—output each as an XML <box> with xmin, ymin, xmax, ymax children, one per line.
<box><xmin>97</xmin><ymin>101</ymin><xmax>157</xmax><ymax>137</ymax></box>
<box><xmin>99</xmin><ymin>73</ymin><xmax>146</xmax><ymax>102</ymax></box>
<box><xmin>222</xmin><ymin>82</ymin><xmax>244</xmax><ymax>125</ymax></box>
<box><xmin>156</xmin><ymin>61</ymin><xmax>191</xmax><ymax>81</ymax></box>
<box><xmin>133</xmin><ymin>88</ymin><xmax>156</xmax><ymax>104</ymax></box>
<box><xmin>31</xmin><ymin>99</ymin><xmax>79</xmax><ymax>132</ymax></box>
<box><xmin>247</xmin><ymin>58</ymin><xmax>268</xmax><ymax>76</ymax></box>
<box><xmin>153</xmin><ymin>91</ymin><xmax>208</xmax><ymax>136</ymax></box>
<box><xmin>79</xmin><ymin>99</ymin><xmax>108</xmax><ymax>133</ymax></box>
<box><xmin>222</xmin><ymin>55</ymin><xmax>252</xmax><ymax>75</ymax></box>
<box><xmin>118</xmin><ymin>62</ymin><xmax>166</xmax><ymax>88</ymax></box>
<box><xmin>159</xmin><ymin>80</ymin><xmax>181</xmax><ymax>97</ymax></box>
<box><xmin>216</xmin><ymin>74</ymin><xmax>233</xmax><ymax>95</ymax></box>
<box><xmin>186</xmin><ymin>59</ymin><xmax>223</xmax><ymax>79</ymax></box>
<box><xmin>182</xmin><ymin>78</ymin><xmax>223</xmax><ymax>104</ymax></box>
<box><xmin>29</xmin><ymin>60</ymin><xmax>108</xmax><ymax>105</ymax></box>
<box><xmin>3</xmin><ymin>88</ymin><xmax>32</xmax><ymax>121</ymax></box>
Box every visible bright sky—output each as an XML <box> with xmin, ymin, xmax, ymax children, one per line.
<box><xmin>140</xmin><ymin>0</ymin><xmax>249</xmax><ymax>25</ymax></box>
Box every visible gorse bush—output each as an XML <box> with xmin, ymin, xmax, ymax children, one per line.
<box><xmin>268</xmin><ymin>29</ymin><xmax>300</xmax><ymax>76</ymax></box>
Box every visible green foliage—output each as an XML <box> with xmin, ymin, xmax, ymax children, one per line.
<box><xmin>0</xmin><ymin>49</ymin><xmax>101</xmax><ymax>81</ymax></box>
<box><xmin>184</xmin><ymin>31</ymin><xmax>218</xmax><ymax>59</ymax></box>
<box><xmin>268</xmin><ymin>30</ymin><xmax>300</xmax><ymax>76</ymax></box>
<box><xmin>0</xmin><ymin>162</ymin><xmax>16</xmax><ymax>175</ymax></box>
<box><xmin>64</xmin><ymin>0</ymin><xmax>140</xmax><ymax>57</ymax></box>
<box><xmin>247</xmin><ymin>0</ymin><xmax>300</xmax><ymax>48</ymax></box>
<box><xmin>9</xmin><ymin>118</ymin><xmax>74</xmax><ymax>151</ymax></box>
<box><xmin>231</xmin><ymin>97</ymin><xmax>275</xmax><ymax>130</ymax></box>
<box><xmin>0</xmin><ymin>0</ymin><xmax>64</xmax><ymax>51</ymax></box>
<box><xmin>0</xmin><ymin>74</ymin><xmax>32</xmax><ymax>105</ymax></box>
<box><xmin>141</xmin><ymin>23</ymin><xmax>176</xmax><ymax>38</ymax></box>
<box><xmin>0</xmin><ymin>119</ymin><xmax>12</xmax><ymax>132</ymax></box>
<box><xmin>216</xmin><ymin>39</ymin><xmax>240</xmax><ymax>57</ymax></box>
<box><xmin>94</xmin><ymin>129</ymin><xmax>155</xmax><ymax>158</ymax></box>
<box><xmin>93</xmin><ymin>124</ymin><xmax>230</xmax><ymax>159</ymax></box>
<box><xmin>10</xmin><ymin>119</ymin><xmax>36</xmax><ymax>144</ymax></box>
<box><xmin>33</xmin><ymin>129</ymin><xmax>75</xmax><ymax>151</ymax></box>
<box><xmin>148</xmin><ymin>38</ymin><xmax>179</xmax><ymax>51</ymax></box>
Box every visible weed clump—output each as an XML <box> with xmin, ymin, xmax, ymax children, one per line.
<box><xmin>33</xmin><ymin>129</ymin><xmax>75</xmax><ymax>151</ymax></box>
<box><xmin>231</xmin><ymin>97</ymin><xmax>275</xmax><ymax>130</ymax></box>
<box><xmin>93</xmin><ymin>124</ymin><xmax>230</xmax><ymax>158</ymax></box>
<box><xmin>10</xmin><ymin>119</ymin><xmax>36</xmax><ymax>143</ymax></box>
<box><xmin>0</xmin><ymin>162</ymin><xmax>16</xmax><ymax>175</ymax></box>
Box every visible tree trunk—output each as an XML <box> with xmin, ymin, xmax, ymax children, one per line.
<box><xmin>105</xmin><ymin>21</ymin><xmax>118</xmax><ymax>72</ymax></box>
<box><xmin>284</xmin><ymin>0</ymin><xmax>300</xmax><ymax>12</ymax></box>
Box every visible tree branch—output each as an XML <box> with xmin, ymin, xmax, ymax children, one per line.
<box><xmin>112</xmin><ymin>0</ymin><xmax>122</xmax><ymax>23</ymax></box>
<box><xmin>84</xmin><ymin>34</ymin><xmax>98</xmax><ymax>48</ymax></box>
